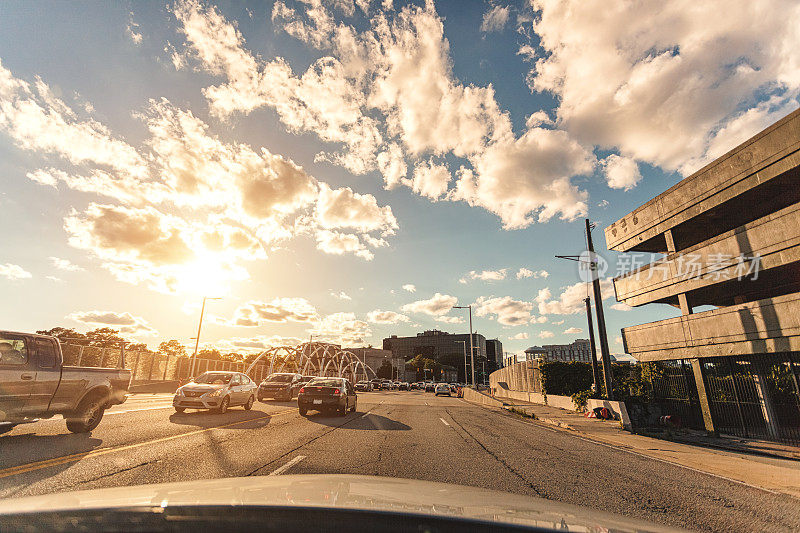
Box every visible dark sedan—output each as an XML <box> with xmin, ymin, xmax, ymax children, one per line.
<box><xmin>298</xmin><ymin>377</ymin><xmax>357</xmax><ymax>416</ymax></box>
<box><xmin>258</xmin><ymin>373</ymin><xmax>301</xmax><ymax>401</ymax></box>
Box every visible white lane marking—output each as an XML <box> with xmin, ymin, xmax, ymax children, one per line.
<box><xmin>424</xmin><ymin>402</ymin><xmax>429</xmax><ymax>406</ymax></box>
<box><xmin>268</xmin><ymin>455</ymin><xmax>306</xmax><ymax>476</ymax></box>
<box><xmin>439</xmin><ymin>417</ymin><xmax>450</xmax><ymax>427</ymax></box>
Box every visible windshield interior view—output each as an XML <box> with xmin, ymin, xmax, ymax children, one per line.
<box><xmin>1</xmin><ymin>1</ymin><xmax>799</xmax><ymax>532</ymax></box>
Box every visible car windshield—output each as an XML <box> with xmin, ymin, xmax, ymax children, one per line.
<box><xmin>193</xmin><ymin>373</ymin><xmax>233</xmax><ymax>385</ymax></box>
<box><xmin>307</xmin><ymin>379</ymin><xmax>342</xmax><ymax>388</ymax></box>
<box><xmin>3</xmin><ymin>4</ymin><xmax>798</xmax><ymax>532</ymax></box>
<box><xmin>265</xmin><ymin>374</ymin><xmax>294</xmax><ymax>382</ymax></box>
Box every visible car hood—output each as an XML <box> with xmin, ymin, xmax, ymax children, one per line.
<box><xmin>0</xmin><ymin>474</ymin><xmax>683</xmax><ymax>532</ymax></box>
<box><xmin>179</xmin><ymin>383</ymin><xmax>224</xmax><ymax>393</ymax></box>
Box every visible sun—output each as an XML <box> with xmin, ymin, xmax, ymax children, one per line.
<box><xmin>174</xmin><ymin>255</ymin><xmax>236</xmax><ymax>298</ymax></box>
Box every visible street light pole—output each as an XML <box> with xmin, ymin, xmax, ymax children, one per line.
<box><xmin>189</xmin><ymin>296</ymin><xmax>221</xmax><ymax>378</ymax></box>
<box><xmin>454</xmin><ymin>305</ymin><xmax>475</xmax><ymax>386</ymax></box>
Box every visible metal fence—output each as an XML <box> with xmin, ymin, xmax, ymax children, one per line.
<box><xmin>60</xmin><ymin>344</ymin><xmax>275</xmax><ymax>384</ymax></box>
<box><xmin>702</xmin><ymin>353</ymin><xmax>800</xmax><ymax>445</ymax></box>
<box><xmin>648</xmin><ymin>360</ymin><xmax>706</xmax><ymax>431</ymax></box>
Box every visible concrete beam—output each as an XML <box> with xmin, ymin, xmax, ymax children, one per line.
<box><xmin>604</xmin><ymin>108</ymin><xmax>800</xmax><ymax>253</ymax></box>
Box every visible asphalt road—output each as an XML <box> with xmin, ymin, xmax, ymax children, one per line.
<box><xmin>0</xmin><ymin>391</ymin><xmax>797</xmax><ymax>532</ymax></box>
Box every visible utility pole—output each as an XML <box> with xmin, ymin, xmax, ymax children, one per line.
<box><xmin>584</xmin><ymin>297</ymin><xmax>600</xmax><ymax>394</ymax></box>
<box><xmin>189</xmin><ymin>296</ymin><xmax>221</xmax><ymax>378</ymax></box>
<box><xmin>454</xmin><ymin>305</ymin><xmax>475</xmax><ymax>386</ymax></box>
<box><xmin>585</xmin><ymin>218</ymin><xmax>614</xmax><ymax>400</ymax></box>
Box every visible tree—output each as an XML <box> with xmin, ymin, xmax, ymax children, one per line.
<box><xmin>85</xmin><ymin>328</ymin><xmax>126</xmax><ymax>347</ymax></box>
<box><xmin>36</xmin><ymin>327</ymin><xmax>87</xmax><ymax>344</ymax></box>
<box><xmin>159</xmin><ymin>340</ymin><xmax>187</xmax><ymax>358</ymax></box>
<box><xmin>197</xmin><ymin>348</ymin><xmax>222</xmax><ymax>360</ymax></box>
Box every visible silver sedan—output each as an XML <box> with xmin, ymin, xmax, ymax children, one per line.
<box><xmin>173</xmin><ymin>371</ymin><xmax>258</xmax><ymax>413</ymax></box>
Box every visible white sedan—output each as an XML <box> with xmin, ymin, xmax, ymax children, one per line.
<box><xmin>434</xmin><ymin>383</ymin><xmax>451</xmax><ymax>396</ymax></box>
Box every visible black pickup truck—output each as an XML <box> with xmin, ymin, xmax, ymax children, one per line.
<box><xmin>0</xmin><ymin>331</ymin><xmax>131</xmax><ymax>434</ymax></box>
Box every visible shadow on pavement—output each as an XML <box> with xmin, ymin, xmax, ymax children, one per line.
<box><xmin>168</xmin><ymin>409</ymin><xmax>274</xmax><ymax>429</ymax></box>
<box><xmin>257</xmin><ymin>399</ymin><xmax>296</xmax><ymax>408</ymax></box>
<box><xmin>304</xmin><ymin>412</ymin><xmax>411</xmax><ymax>430</ymax></box>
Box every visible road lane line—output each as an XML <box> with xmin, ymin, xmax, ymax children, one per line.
<box><xmin>104</xmin><ymin>406</ymin><xmax>174</xmax><ymax>416</ymax></box>
<box><xmin>439</xmin><ymin>417</ymin><xmax>450</xmax><ymax>427</ymax></box>
<box><xmin>0</xmin><ymin>410</ymin><xmax>296</xmax><ymax>480</ymax></box>
<box><xmin>268</xmin><ymin>455</ymin><xmax>306</xmax><ymax>476</ymax></box>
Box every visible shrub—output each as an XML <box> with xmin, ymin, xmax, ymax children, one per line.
<box><xmin>571</xmin><ymin>389</ymin><xmax>598</xmax><ymax>411</ymax></box>
<box><xmin>540</xmin><ymin>361</ymin><xmax>593</xmax><ymax>396</ymax></box>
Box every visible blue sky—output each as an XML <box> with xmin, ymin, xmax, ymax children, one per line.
<box><xmin>0</xmin><ymin>0</ymin><xmax>797</xmax><ymax>356</ymax></box>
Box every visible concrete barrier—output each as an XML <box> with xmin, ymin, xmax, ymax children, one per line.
<box><xmin>128</xmin><ymin>380</ymin><xmax>181</xmax><ymax>393</ymax></box>
<box><xmin>462</xmin><ymin>387</ymin><xmax>505</xmax><ymax>408</ymax></box>
<box><xmin>587</xmin><ymin>399</ymin><xmax>632</xmax><ymax>430</ymax></box>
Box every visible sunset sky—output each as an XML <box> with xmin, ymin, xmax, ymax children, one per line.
<box><xmin>1</xmin><ymin>0</ymin><xmax>798</xmax><ymax>356</ymax></box>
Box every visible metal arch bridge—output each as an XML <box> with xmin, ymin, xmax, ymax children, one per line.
<box><xmin>245</xmin><ymin>342</ymin><xmax>376</xmax><ymax>382</ymax></box>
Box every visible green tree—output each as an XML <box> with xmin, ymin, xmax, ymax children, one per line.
<box><xmin>159</xmin><ymin>340</ymin><xmax>187</xmax><ymax>358</ymax></box>
<box><xmin>36</xmin><ymin>327</ymin><xmax>88</xmax><ymax>344</ymax></box>
<box><xmin>85</xmin><ymin>328</ymin><xmax>127</xmax><ymax>347</ymax></box>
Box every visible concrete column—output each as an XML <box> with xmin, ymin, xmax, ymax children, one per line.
<box><xmin>690</xmin><ymin>358</ymin><xmax>716</xmax><ymax>435</ymax></box>
<box><xmin>752</xmin><ymin>373</ymin><xmax>780</xmax><ymax>440</ymax></box>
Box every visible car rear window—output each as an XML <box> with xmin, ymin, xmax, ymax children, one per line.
<box><xmin>307</xmin><ymin>378</ymin><xmax>342</xmax><ymax>387</ymax></box>
<box><xmin>265</xmin><ymin>374</ymin><xmax>294</xmax><ymax>382</ymax></box>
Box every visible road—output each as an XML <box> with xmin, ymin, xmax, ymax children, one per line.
<box><xmin>0</xmin><ymin>391</ymin><xmax>797</xmax><ymax>532</ymax></box>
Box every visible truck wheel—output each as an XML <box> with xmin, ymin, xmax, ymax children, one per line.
<box><xmin>66</xmin><ymin>397</ymin><xmax>105</xmax><ymax>433</ymax></box>
<box><xmin>244</xmin><ymin>396</ymin><xmax>254</xmax><ymax>410</ymax></box>
<box><xmin>174</xmin><ymin>407</ymin><xmax>186</xmax><ymax>413</ymax></box>
<box><xmin>216</xmin><ymin>396</ymin><xmax>230</xmax><ymax>414</ymax></box>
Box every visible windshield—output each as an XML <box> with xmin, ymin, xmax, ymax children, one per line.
<box><xmin>193</xmin><ymin>373</ymin><xmax>233</xmax><ymax>385</ymax></box>
<box><xmin>2</xmin><ymin>3</ymin><xmax>798</xmax><ymax>533</ymax></box>
<box><xmin>265</xmin><ymin>374</ymin><xmax>294</xmax><ymax>383</ymax></box>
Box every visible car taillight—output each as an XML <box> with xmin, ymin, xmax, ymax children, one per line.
<box><xmin>334</xmin><ymin>388</ymin><xmax>341</xmax><ymax>395</ymax></box>
<box><xmin>299</xmin><ymin>387</ymin><xmax>305</xmax><ymax>394</ymax></box>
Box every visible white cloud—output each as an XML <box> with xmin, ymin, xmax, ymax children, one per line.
<box><xmin>309</xmin><ymin>312</ymin><xmax>371</xmax><ymax>346</ymax></box>
<box><xmin>367</xmin><ymin>310</ymin><xmax>410</xmax><ymax>324</ymax></box>
<box><xmin>401</xmin><ymin>293</ymin><xmax>458</xmax><ymax>316</ymax></box>
<box><xmin>330</xmin><ymin>290</ymin><xmax>352</xmax><ymax>300</ymax></box>
<box><xmin>67</xmin><ymin>310</ymin><xmax>157</xmax><ymax>336</ymax></box>
<box><xmin>46</xmin><ymin>276</ymin><xmax>63</xmax><ymax>282</ymax></box>
<box><xmin>49</xmin><ymin>257</ymin><xmax>83</xmax><ymax>272</ymax></box>
<box><xmin>316</xmin><ymin>183</ymin><xmax>398</xmax><ymax>234</ymax></box>
<box><xmin>401</xmin><ymin>284</ymin><xmax>416</xmax><ymax>293</ymax></box>
<box><xmin>564</xmin><ymin>327</ymin><xmax>583</xmax><ymax>334</ymax></box>
<box><xmin>229</xmin><ymin>298</ymin><xmax>319</xmax><ymax>327</ymax></box>
<box><xmin>473</xmin><ymin>296</ymin><xmax>533</xmax><ymax>326</ymax></box>
<box><xmin>0</xmin><ymin>263</ymin><xmax>32</xmax><ymax>280</ymax></box>
<box><xmin>525</xmin><ymin>0</ymin><xmax>800</xmax><ymax>175</ymax></box>
<box><xmin>508</xmin><ymin>332</ymin><xmax>529</xmax><ymax>340</ymax></box>
<box><xmin>126</xmin><ymin>13</ymin><xmax>143</xmax><ymax>45</ymax></box>
<box><xmin>460</xmin><ymin>269</ymin><xmax>508</xmax><ymax>283</ymax></box>
<box><xmin>435</xmin><ymin>315</ymin><xmax>464</xmax><ymax>324</ymax></box>
<box><xmin>481</xmin><ymin>5</ymin><xmax>511</xmax><ymax>33</ymax></box>
<box><xmin>174</xmin><ymin>0</ymin><xmax>593</xmax><ymax>229</ymax></box>
<box><xmin>603</xmin><ymin>154</ymin><xmax>641</xmax><ymax>190</ymax></box>
<box><xmin>535</xmin><ymin>278</ymin><xmax>614</xmax><ymax>315</ymax></box>
<box><xmin>216</xmin><ymin>334</ymin><xmax>304</xmax><ymax>351</ymax></box>
<box><xmin>538</xmin><ymin>330</ymin><xmax>554</xmax><ymax>339</ymax></box>
<box><xmin>516</xmin><ymin>267</ymin><xmax>549</xmax><ymax>279</ymax></box>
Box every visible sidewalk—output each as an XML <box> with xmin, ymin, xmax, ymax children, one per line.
<box><xmin>488</xmin><ymin>398</ymin><xmax>800</xmax><ymax>499</ymax></box>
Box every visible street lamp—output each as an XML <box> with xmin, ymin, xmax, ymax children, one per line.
<box><xmin>453</xmin><ymin>305</ymin><xmax>475</xmax><ymax>386</ymax></box>
<box><xmin>454</xmin><ymin>340</ymin><xmax>467</xmax><ymax>384</ymax></box>
<box><xmin>189</xmin><ymin>296</ymin><xmax>222</xmax><ymax>378</ymax></box>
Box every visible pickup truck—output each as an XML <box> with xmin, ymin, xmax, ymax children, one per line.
<box><xmin>0</xmin><ymin>331</ymin><xmax>131</xmax><ymax>435</ymax></box>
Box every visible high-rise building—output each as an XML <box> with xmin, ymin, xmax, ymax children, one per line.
<box><xmin>523</xmin><ymin>339</ymin><xmax>591</xmax><ymax>363</ymax></box>
<box><xmin>383</xmin><ymin>330</ymin><xmax>487</xmax><ymax>362</ymax></box>
<box><xmin>485</xmin><ymin>339</ymin><xmax>504</xmax><ymax>367</ymax></box>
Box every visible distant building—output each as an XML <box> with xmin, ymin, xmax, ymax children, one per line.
<box><xmin>485</xmin><ymin>339</ymin><xmax>504</xmax><ymax>368</ymax></box>
<box><xmin>383</xmin><ymin>330</ymin><xmax>487</xmax><ymax>362</ymax></box>
<box><xmin>524</xmin><ymin>339</ymin><xmax>591</xmax><ymax>363</ymax></box>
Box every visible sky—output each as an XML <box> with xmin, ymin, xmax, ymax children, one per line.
<box><xmin>1</xmin><ymin>0</ymin><xmax>798</xmax><ymax>358</ymax></box>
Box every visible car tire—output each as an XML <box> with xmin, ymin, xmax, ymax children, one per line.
<box><xmin>351</xmin><ymin>400</ymin><xmax>357</xmax><ymax>413</ymax></box>
<box><xmin>299</xmin><ymin>406</ymin><xmax>308</xmax><ymax>416</ymax></box>
<box><xmin>338</xmin><ymin>404</ymin><xmax>346</xmax><ymax>417</ymax></box>
<box><xmin>216</xmin><ymin>396</ymin><xmax>230</xmax><ymax>414</ymax></box>
<box><xmin>244</xmin><ymin>395</ymin><xmax>254</xmax><ymax>410</ymax></box>
<box><xmin>66</xmin><ymin>396</ymin><xmax>105</xmax><ymax>433</ymax></box>
<box><xmin>174</xmin><ymin>406</ymin><xmax>186</xmax><ymax>413</ymax></box>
